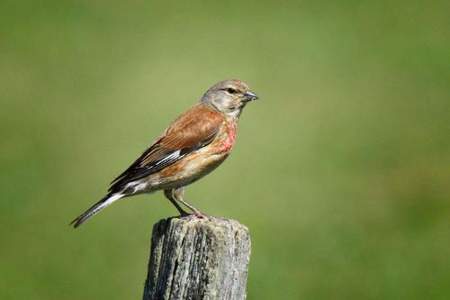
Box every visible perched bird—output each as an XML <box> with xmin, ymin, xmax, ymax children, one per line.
<box><xmin>71</xmin><ymin>79</ymin><xmax>258</xmax><ymax>228</ymax></box>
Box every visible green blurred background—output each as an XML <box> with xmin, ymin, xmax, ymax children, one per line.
<box><xmin>1</xmin><ymin>1</ymin><xmax>449</xmax><ymax>299</ymax></box>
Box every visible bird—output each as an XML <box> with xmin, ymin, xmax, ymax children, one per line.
<box><xmin>70</xmin><ymin>79</ymin><xmax>258</xmax><ymax>228</ymax></box>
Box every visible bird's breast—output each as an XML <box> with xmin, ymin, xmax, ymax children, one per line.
<box><xmin>216</xmin><ymin>121</ymin><xmax>237</xmax><ymax>153</ymax></box>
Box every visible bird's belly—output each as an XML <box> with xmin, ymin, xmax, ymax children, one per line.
<box><xmin>148</xmin><ymin>150</ymin><xmax>229</xmax><ymax>190</ymax></box>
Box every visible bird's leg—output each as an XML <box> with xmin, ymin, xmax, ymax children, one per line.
<box><xmin>171</xmin><ymin>187</ymin><xmax>205</xmax><ymax>218</ymax></box>
<box><xmin>164</xmin><ymin>189</ymin><xmax>189</xmax><ymax>217</ymax></box>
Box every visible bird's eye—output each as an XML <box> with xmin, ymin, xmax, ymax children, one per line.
<box><xmin>226</xmin><ymin>88</ymin><xmax>237</xmax><ymax>94</ymax></box>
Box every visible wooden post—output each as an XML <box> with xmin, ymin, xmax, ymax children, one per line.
<box><xmin>142</xmin><ymin>216</ymin><xmax>251</xmax><ymax>300</ymax></box>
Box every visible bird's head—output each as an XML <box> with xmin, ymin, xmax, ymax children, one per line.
<box><xmin>201</xmin><ymin>79</ymin><xmax>258</xmax><ymax>118</ymax></box>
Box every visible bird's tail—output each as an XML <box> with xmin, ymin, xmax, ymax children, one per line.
<box><xmin>70</xmin><ymin>193</ymin><xmax>124</xmax><ymax>228</ymax></box>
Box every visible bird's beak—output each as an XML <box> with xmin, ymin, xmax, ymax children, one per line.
<box><xmin>244</xmin><ymin>90</ymin><xmax>259</xmax><ymax>102</ymax></box>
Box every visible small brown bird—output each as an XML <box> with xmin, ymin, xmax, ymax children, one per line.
<box><xmin>71</xmin><ymin>79</ymin><xmax>258</xmax><ymax>227</ymax></box>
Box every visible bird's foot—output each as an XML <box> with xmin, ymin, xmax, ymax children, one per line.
<box><xmin>192</xmin><ymin>210</ymin><xmax>207</xmax><ymax>219</ymax></box>
<box><xmin>178</xmin><ymin>210</ymin><xmax>207</xmax><ymax>219</ymax></box>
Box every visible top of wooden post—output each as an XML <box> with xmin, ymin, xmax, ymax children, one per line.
<box><xmin>143</xmin><ymin>216</ymin><xmax>251</xmax><ymax>300</ymax></box>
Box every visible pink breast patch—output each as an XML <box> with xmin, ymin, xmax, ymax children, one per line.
<box><xmin>220</xmin><ymin>123</ymin><xmax>237</xmax><ymax>152</ymax></box>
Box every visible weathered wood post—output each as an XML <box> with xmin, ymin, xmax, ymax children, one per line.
<box><xmin>142</xmin><ymin>216</ymin><xmax>251</xmax><ymax>300</ymax></box>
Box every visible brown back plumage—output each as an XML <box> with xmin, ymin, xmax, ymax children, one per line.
<box><xmin>109</xmin><ymin>104</ymin><xmax>224</xmax><ymax>193</ymax></box>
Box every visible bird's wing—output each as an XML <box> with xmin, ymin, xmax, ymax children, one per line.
<box><xmin>108</xmin><ymin>104</ymin><xmax>224</xmax><ymax>193</ymax></box>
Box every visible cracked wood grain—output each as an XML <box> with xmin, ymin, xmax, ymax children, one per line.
<box><xmin>142</xmin><ymin>216</ymin><xmax>251</xmax><ymax>300</ymax></box>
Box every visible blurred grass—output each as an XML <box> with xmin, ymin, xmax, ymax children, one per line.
<box><xmin>1</xmin><ymin>0</ymin><xmax>449</xmax><ymax>299</ymax></box>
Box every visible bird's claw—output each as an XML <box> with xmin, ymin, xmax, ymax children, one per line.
<box><xmin>193</xmin><ymin>210</ymin><xmax>206</xmax><ymax>219</ymax></box>
<box><xmin>178</xmin><ymin>210</ymin><xmax>207</xmax><ymax>219</ymax></box>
